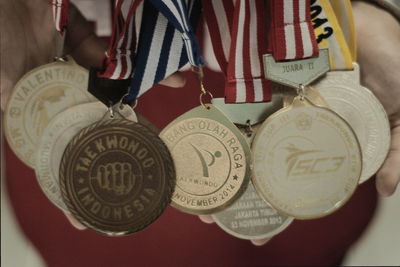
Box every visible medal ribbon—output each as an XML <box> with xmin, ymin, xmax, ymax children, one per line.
<box><xmin>311</xmin><ymin>0</ymin><xmax>353</xmax><ymax>70</ymax></box>
<box><xmin>204</xmin><ymin>0</ymin><xmax>272</xmax><ymax>103</ymax></box>
<box><xmin>127</xmin><ymin>0</ymin><xmax>202</xmax><ymax>103</ymax></box>
<box><xmin>270</xmin><ymin>0</ymin><xmax>319</xmax><ymax>61</ymax></box>
<box><xmin>99</xmin><ymin>0</ymin><xmax>141</xmax><ymax>80</ymax></box>
<box><xmin>51</xmin><ymin>0</ymin><xmax>69</xmax><ymax>33</ymax></box>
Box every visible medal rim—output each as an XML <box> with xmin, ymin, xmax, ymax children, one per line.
<box><xmin>251</xmin><ymin>97</ymin><xmax>362</xmax><ymax>219</ymax></box>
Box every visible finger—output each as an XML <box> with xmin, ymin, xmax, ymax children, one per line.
<box><xmin>158</xmin><ymin>71</ymin><xmax>186</xmax><ymax>88</ymax></box>
<box><xmin>251</xmin><ymin>237</ymin><xmax>272</xmax><ymax>246</ymax></box>
<box><xmin>64</xmin><ymin>213</ymin><xmax>87</xmax><ymax>230</ymax></box>
<box><xmin>198</xmin><ymin>215</ymin><xmax>215</xmax><ymax>224</ymax></box>
<box><xmin>376</xmin><ymin>123</ymin><xmax>400</xmax><ymax>197</ymax></box>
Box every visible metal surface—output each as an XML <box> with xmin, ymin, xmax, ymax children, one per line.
<box><xmin>4</xmin><ymin>57</ymin><xmax>94</xmax><ymax>167</ymax></box>
<box><xmin>311</xmin><ymin>63</ymin><xmax>390</xmax><ymax>183</ymax></box>
<box><xmin>252</xmin><ymin>97</ymin><xmax>362</xmax><ymax>219</ymax></box>
<box><xmin>35</xmin><ymin>102</ymin><xmax>137</xmax><ymax>212</ymax></box>
<box><xmin>213</xmin><ymin>124</ymin><xmax>293</xmax><ymax>240</ymax></box>
<box><xmin>60</xmin><ymin>118</ymin><xmax>175</xmax><ymax>235</ymax></box>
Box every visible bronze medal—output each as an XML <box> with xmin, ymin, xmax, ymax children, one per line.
<box><xmin>160</xmin><ymin>105</ymin><xmax>251</xmax><ymax>215</ymax></box>
<box><xmin>60</xmin><ymin>118</ymin><xmax>175</xmax><ymax>235</ymax></box>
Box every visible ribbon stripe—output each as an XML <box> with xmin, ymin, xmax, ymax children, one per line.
<box><xmin>147</xmin><ymin>0</ymin><xmax>203</xmax><ymax>66</ymax></box>
<box><xmin>51</xmin><ymin>0</ymin><xmax>69</xmax><ymax>33</ymax></box>
<box><xmin>205</xmin><ymin>0</ymin><xmax>271</xmax><ymax>103</ymax></box>
<box><xmin>271</xmin><ymin>0</ymin><xmax>319</xmax><ymax>61</ymax></box>
<box><xmin>127</xmin><ymin>0</ymin><xmax>202</xmax><ymax>103</ymax></box>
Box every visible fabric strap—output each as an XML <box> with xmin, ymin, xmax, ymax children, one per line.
<box><xmin>99</xmin><ymin>0</ymin><xmax>141</xmax><ymax>80</ymax></box>
<box><xmin>311</xmin><ymin>0</ymin><xmax>354</xmax><ymax>70</ymax></box>
<box><xmin>204</xmin><ymin>0</ymin><xmax>272</xmax><ymax>103</ymax></box>
<box><xmin>127</xmin><ymin>0</ymin><xmax>202</xmax><ymax>103</ymax></box>
<box><xmin>51</xmin><ymin>0</ymin><xmax>69</xmax><ymax>33</ymax></box>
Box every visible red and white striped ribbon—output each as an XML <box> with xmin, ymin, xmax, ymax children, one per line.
<box><xmin>99</xmin><ymin>0</ymin><xmax>141</xmax><ymax>80</ymax></box>
<box><xmin>270</xmin><ymin>0</ymin><xmax>319</xmax><ymax>61</ymax></box>
<box><xmin>51</xmin><ymin>0</ymin><xmax>69</xmax><ymax>33</ymax></box>
<box><xmin>204</xmin><ymin>0</ymin><xmax>272</xmax><ymax>103</ymax></box>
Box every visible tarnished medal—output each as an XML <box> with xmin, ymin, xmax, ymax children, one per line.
<box><xmin>35</xmin><ymin>102</ymin><xmax>137</xmax><ymax>211</ymax></box>
<box><xmin>4</xmin><ymin>56</ymin><xmax>94</xmax><ymax>167</ymax></box>
<box><xmin>160</xmin><ymin>104</ymin><xmax>251</xmax><ymax>215</ymax></box>
<box><xmin>60</xmin><ymin>115</ymin><xmax>175</xmax><ymax>235</ymax></box>
<box><xmin>311</xmin><ymin>63</ymin><xmax>390</xmax><ymax>183</ymax></box>
<box><xmin>252</xmin><ymin>95</ymin><xmax>362</xmax><ymax>219</ymax></box>
<box><xmin>212</xmin><ymin>120</ymin><xmax>293</xmax><ymax>240</ymax></box>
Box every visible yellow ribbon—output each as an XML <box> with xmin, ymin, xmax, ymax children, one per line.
<box><xmin>312</xmin><ymin>0</ymin><xmax>354</xmax><ymax>70</ymax></box>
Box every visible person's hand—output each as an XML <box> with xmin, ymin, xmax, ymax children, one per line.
<box><xmin>353</xmin><ymin>2</ymin><xmax>400</xmax><ymax>197</ymax></box>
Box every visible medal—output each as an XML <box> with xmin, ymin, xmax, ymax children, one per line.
<box><xmin>311</xmin><ymin>63</ymin><xmax>390</xmax><ymax>183</ymax></box>
<box><xmin>309</xmin><ymin>1</ymin><xmax>390</xmax><ymax>182</ymax></box>
<box><xmin>35</xmin><ymin>102</ymin><xmax>137</xmax><ymax>212</ymax></box>
<box><xmin>252</xmin><ymin>95</ymin><xmax>362</xmax><ymax>219</ymax></box>
<box><xmin>211</xmin><ymin>99</ymin><xmax>293</xmax><ymax>240</ymax></box>
<box><xmin>4</xmin><ymin>56</ymin><xmax>94</xmax><ymax>168</ymax></box>
<box><xmin>160</xmin><ymin>102</ymin><xmax>251</xmax><ymax>215</ymax></box>
<box><xmin>152</xmin><ymin>2</ymin><xmax>251</xmax><ymax>215</ymax></box>
<box><xmin>60</xmin><ymin>113</ymin><xmax>175</xmax><ymax>235</ymax></box>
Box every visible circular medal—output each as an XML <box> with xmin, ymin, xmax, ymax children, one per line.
<box><xmin>60</xmin><ymin>119</ymin><xmax>175</xmax><ymax>235</ymax></box>
<box><xmin>35</xmin><ymin>102</ymin><xmax>137</xmax><ymax>211</ymax></box>
<box><xmin>160</xmin><ymin>105</ymin><xmax>251</xmax><ymax>215</ymax></box>
<box><xmin>4</xmin><ymin>57</ymin><xmax>94</xmax><ymax>167</ymax></box>
<box><xmin>213</xmin><ymin>125</ymin><xmax>293</xmax><ymax>240</ymax></box>
<box><xmin>312</xmin><ymin>66</ymin><xmax>390</xmax><ymax>183</ymax></box>
<box><xmin>252</xmin><ymin>97</ymin><xmax>362</xmax><ymax>219</ymax></box>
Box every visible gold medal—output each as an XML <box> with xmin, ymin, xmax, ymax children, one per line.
<box><xmin>311</xmin><ymin>63</ymin><xmax>391</xmax><ymax>183</ymax></box>
<box><xmin>4</xmin><ymin>56</ymin><xmax>94</xmax><ymax>167</ymax></box>
<box><xmin>252</xmin><ymin>95</ymin><xmax>362</xmax><ymax>219</ymax></box>
<box><xmin>160</xmin><ymin>104</ymin><xmax>251</xmax><ymax>215</ymax></box>
<box><xmin>35</xmin><ymin>102</ymin><xmax>137</xmax><ymax>212</ymax></box>
<box><xmin>60</xmin><ymin>114</ymin><xmax>175</xmax><ymax>235</ymax></box>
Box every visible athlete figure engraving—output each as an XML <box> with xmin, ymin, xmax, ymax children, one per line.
<box><xmin>190</xmin><ymin>143</ymin><xmax>222</xmax><ymax>178</ymax></box>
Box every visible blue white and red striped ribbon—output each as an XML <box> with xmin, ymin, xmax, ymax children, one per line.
<box><xmin>126</xmin><ymin>0</ymin><xmax>201</xmax><ymax>103</ymax></box>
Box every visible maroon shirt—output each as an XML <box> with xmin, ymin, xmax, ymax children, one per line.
<box><xmin>5</xmin><ymin>69</ymin><xmax>378</xmax><ymax>267</ymax></box>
